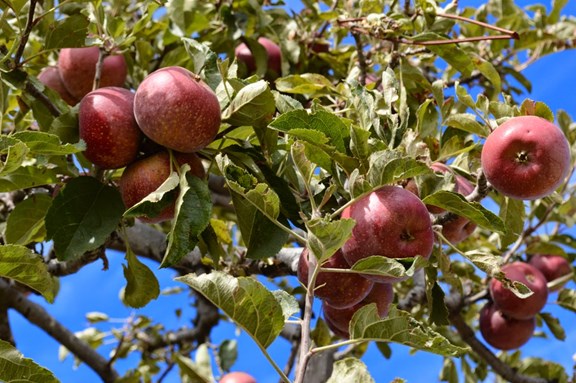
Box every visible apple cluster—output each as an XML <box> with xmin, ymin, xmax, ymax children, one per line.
<box><xmin>298</xmin><ymin>185</ymin><xmax>435</xmax><ymax>338</ymax></box>
<box><xmin>52</xmin><ymin>47</ymin><xmax>221</xmax><ymax>222</ymax></box>
<box><xmin>479</xmin><ymin>255</ymin><xmax>572</xmax><ymax>350</ymax></box>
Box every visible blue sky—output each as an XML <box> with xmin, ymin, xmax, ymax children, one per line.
<box><xmin>11</xmin><ymin>1</ymin><xmax>576</xmax><ymax>382</ymax></box>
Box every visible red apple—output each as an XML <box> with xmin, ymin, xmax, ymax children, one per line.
<box><xmin>479</xmin><ymin>302</ymin><xmax>535</xmax><ymax>351</ymax></box>
<box><xmin>58</xmin><ymin>47</ymin><xmax>127</xmax><ymax>100</ymax></box>
<box><xmin>489</xmin><ymin>262</ymin><xmax>548</xmax><ymax>320</ymax></box>
<box><xmin>235</xmin><ymin>37</ymin><xmax>282</xmax><ymax>80</ymax></box>
<box><xmin>79</xmin><ymin>87</ymin><xmax>142</xmax><ymax>169</ymax></box>
<box><xmin>322</xmin><ymin>282</ymin><xmax>394</xmax><ymax>339</ymax></box>
<box><xmin>220</xmin><ymin>371</ymin><xmax>257</xmax><ymax>383</ymax></box>
<box><xmin>529</xmin><ymin>254</ymin><xmax>573</xmax><ymax>291</ymax></box>
<box><xmin>37</xmin><ymin>66</ymin><xmax>79</xmax><ymax>105</ymax></box>
<box><xmin>119</xmin><ymin>151</ymin><xmax>205</xmax><ymax>223</ymax></box>
<box><xmin>297</xmin><ymin>248</ymin><xmax>373</xmax><ymax>308</ymax></box>
<box><xmin>341</xmin><ymin>186</ymin><xmax>434</xmax><ymax>281</ymax></box>
<box><xmin>481</xmin><ymin>116</ymin><xmax>571</xmax><ymax>200</ymax></box>
<box><xmin>133</xmin><ymin>66</ymin><xmax>221</xmax><ymax>153</ymax></box>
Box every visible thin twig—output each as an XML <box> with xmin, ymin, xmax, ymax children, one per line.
<box><xmin>352</xmin><ymin>32</ymin><xmax>368</xmax><ymax>85</ymax></box>
<box><xmin>436</xmin><ymin>12</ymin><xmax>519</xmax><ymax>39</ymax></box>
<box><xmin>14</xmin><ymin>0</ymin><xmax>38</xmax><ymax>66</ymax></box>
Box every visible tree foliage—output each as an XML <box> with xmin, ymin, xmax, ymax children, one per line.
<box><xmin>0</xmin><ymin>0</ymin><xmax>575</xmax><ymax>382</ymax></box>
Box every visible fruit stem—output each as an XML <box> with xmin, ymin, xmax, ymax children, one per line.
<box><xmin>92</xmin><ymin>48</ymin><xmax>106</xmax><ymax>92</ymax></box>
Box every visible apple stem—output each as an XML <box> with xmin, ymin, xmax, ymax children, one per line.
<box><xmin>92</xmin><ymin>48</ymin><xmax>106</xmax><ymax>92</ymax></box>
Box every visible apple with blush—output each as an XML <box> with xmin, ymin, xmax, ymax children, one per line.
<box><xmin>479</xmin><ymin>302</ymin><xmax>535</xmax><ymax>351</ymax></box>
<box><xmin>37</xmin><ymin>66</ymin><xmax>79</xmax><ymax>105</ymax></box>
<box><xmin>297</xmin><ymin>248</ymin><xmax>373</xmax><ymax>309</ymax></box>
<box><xmin>529</xmin><ymin>254</ymin><xmax>573</xmax><ymax>291</ymax></box>
<box><xmin>235</xmin><ymin>37</ymin><xmax>282</xmax><ymax>80</ymax></box>
<box><xmin>220</xmin><ymin>371</ymin><xmax>257</xmax><ymax>383</ymax></box>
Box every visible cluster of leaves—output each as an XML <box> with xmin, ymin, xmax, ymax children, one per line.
<box><xmin>0</xmin><ymin>0</ymin><xmax>575</xmax><ymax>382</ymax></box>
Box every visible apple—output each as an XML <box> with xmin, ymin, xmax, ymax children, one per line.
<box><xmin>58</xmin><ymin>47</ymin><xmax>127</xmax><ymax>100</ymax></box>
<box><xmin>235</xmin><ymin>37</ymin><xmax>282</xmax><ymax>80</ymax></box>
<box><xmin>297</xmin><ymin>248</ymin><xmax>374</xmax><ymax>308</ymax></box>
<box><xmin>37</xmin><ymin>66</ymin><xmax>79</xmax><ymax>105</ymax></box>
<box><xmin>529</xmin><ymin>254</ymin><xmax>573</xmax><ymax>291</ymax></box>
<box><xmin>322</xmin><ymin>282</ymin><xmax>394</xmax><ymax>339</ymax></box>
<box><xmin>220</xmin><ymin>371</ymin><xmax>257</xmax><ymax>383</ymax></box>
<box><xmin>489</xmin><ymin>262</ymin><xmax>548</xmax><ymax>320</ymax></box>
<box><xmin>341</xmin><ymin>186</ymin><xmax>434</xmax><ymax>281</ymax></box>
<box><xmin>79</xmin><ymin>87</ymin><xmax>142</xmax><ymax>169</ymax></box>
<box><xmin>479</xmin><ymin>302</ymin><xmax>535</xmax><ymax>351</ymax></box>
<box><xmin>133</xmin><ymin>66</ymin><xmax>221</xmax><ymax>153</ymax></box>
<box><xmin>481</xmin><ymin>115</ymin><xmax>571</xmax><ymax>200</ymax></box>
<box><xmin>119</xmin><ymin>151</ymin><xmax>205</xmax><ymax>223</ymax></box>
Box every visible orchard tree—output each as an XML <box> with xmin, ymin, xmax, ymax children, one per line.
<box><xmin>0</xmin><ymin>0</ymin><xmax>575</xmax><ymax>382</ymax></box>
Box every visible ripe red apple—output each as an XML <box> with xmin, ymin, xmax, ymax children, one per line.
<box><xmin>58</xmin><ymin>47</ymin><xmax>127</xmax><ymax>100</ymax></box>
<box><xmin>133</xmin><ymin>66</ymin><xmax>221</xmax><ymax>153</ymax></box>
<box><xmin>79</xmin><ymin>87</ymin><xmax>142</xmax><ymax>169</ymax></box>
<box><xmin>297</xmin><ymin>248</ymin><xmax>373</xmax><ymax>308</ymax></box>
<box><xmin>529</xmin><ymin>254</ymin><xmax>573</xmax><ymax>291</ymax></box>
<box><xmin>235</xmin><ymin>37</ymin><xmax>282</xmax><ymax>79</ymax></box>
<box><xmin>479</xmin><ymin>302</ymin><xmax>535</xmax><ymax>351</ymax></box>
<box><xmin>341</xmin><ymin>186</ymin><xmax>434</xmax><ymax>281</ymax></box>
<box><xmin>489</xmin><ymin>262</ymin><xmax>548</xmax><ymax>320</ymax></box>
<box><xmin>220</xmin><ymin>371</ymin><xmax>257</xmax><ymax>383</ymax></box>
<box><xmin>119</xmin><ymin>151</ymin><xmax>205</xmax><ymax>223</ymax></box>
<box><xmin>322</xmin><ymin>282</ymin><xmax>394</xmax><ymax>339</ymax></box>
<box><xmin>481</xmin><ymin>116</ymin><xmax>571</xmax><ymax>200</ymax></box>
<box><xmin>37</xmin><ymin>66</ymin><xmax>79</xmax><ymax>105</ymax></box>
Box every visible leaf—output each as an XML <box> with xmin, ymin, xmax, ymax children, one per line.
<box><xmin>181</xmin><ymin>37</ymin><xmax>220</xmax><ymax>91</ymax></box>
<box><xmin>367</xmin><ymin>151</ymin><xmax>430</xmax><ymax>187</ymax></box>
<box><xmin>0</xmin><ymin>166</ymin><xmax>59</xmax><ymax>193</ymax></box>
<box><xmin>275</xmin><ymin>73</ymin><xmax>336</xmax><ymax>96</ymax></box>
<box><xmin>472</xmin><ymin>56</ymin><xmax>501</xmax><ymax>93</ymax></box>
<box><xmin>423</xmin><ymin>191</ymin><xmax>506</xmax><ymax>234</ymax></box>
<box><xmin>162</xmin><ymin>170</ymin><xmax>212</xmax><ymax>268</ymax></box>
<box><xmin>218</xmin><ymin>340</ymin><xmax>238</xmax><ymax>372</ymax></box>
<box><xmin>0</xmin><ymin>245</ymin><xmax>59</xmax><ymax>303</ymax></box>
<box><xmin>498</xmin><ymin>197</ymin><xmax>525</xmax><ymax>248</ymax></box>
<box><xmin>460</xmin><ymin>251</ymin><xmax>502</xmax><ymax>277</ymax></box>
<box><xmin>429</xmin><ymin>281</ymin><xmax>449</xmax><ymax>326</ymax></box>
<box><xmin>272</xmin><ymin>290</ymin><xmax>300</xmax><ymax>321</ymax></box>
<box><xmin>45</xmin><ymin>176</ymin><xmax>124</xmax><ymax>261</ymax></box>
<box><xmin>306</xmin><ymin>217</ymin><xmax>356</xmax><ymax>262</ymax></box>
<box><xmin>0</xmin><ymin>136</ymin><xmax>29</xmax><ymax>176</ymax></box>
<box><xmin>349</xmin><ymin>256</ymin><xmax>427</xmax><ymax>280</ymax></box>
<box><xmin>176</xmin><ymin>271</ymin><xmax>294</xmax><ymax>349</ymax></box>
<box><xmin>5</xmin><ymin>193</ymin><xmax>52</xmax><ymax>245</ymax></box>
<box><xmin>12</xmin><ymin>131</ymin><xmax>85</xmax><ymax>155</ymax></box>
<box><xmin>518</xmin><ymin>357</ymin><xmax>570</xmax><ymax>383</ymax></box>
<box><xmin>44</xmin><ymin>14</ymin><xmax>89</xmax><ymax>49</ymax></box>
<box><xmin>520</xmin><ymin>99</ymin><xmax>554</xmax><ymax>122</ymax></box>
<box><xmin>222</xmin><ymin>80</ymin><xmax>276</xmax><ymax>126</ymax></box>
<box><xmin>174</xmin><ymin>353</ymin><xmax>213</xmax><ymax>383</ymax></box>
<box><xmin>350</xmin><ymin>305</ymin><xmax>466</xmax><ymax>356</ymax></box>
<box><xmin>326</xmin><ymin>358</ymin><xmax>375</xmax><ymax>383</ymax></box>
<box><xmin>539</xmin><ymin>312</ymin><xmax>566</xmax><ymax>341</ymax></box>
<box><xmin>443</xmin><ymin>113</ymin><xmax>490</xmax><ymax>137</ymax></box>
<box><xmin>123</xmin><ymin>171</ymin><xmax>179</xmax><ymax>220</ymax></box>
<box><xmin>416</xmin><ymin>99</ymin><xmax>439</xmax><ymax>137</ymax></box>
<box><xmin>557</xmin><ymin>289</ymin><xmax>576</xmax><ymax>312</ymax></box>
<box><xmin>0</xmin><ymin>339</ymin><xmax>59</xmax><ymax>383</ymax></box>
<box><xmin>122</xmin><ymin>248</ymin><xmax>160</xmax><ymax>308</ymax></box>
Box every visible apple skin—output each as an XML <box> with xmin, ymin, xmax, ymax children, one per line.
<box><xmin>479</xmin><ymin>302</ymin><xmax>536</xmax><ymax>351</ymax></box>
<box><xmin>133</xmin><ymin>66</ymin><xmax>221</xmax><ymax>153</ymax></box>
<box><xmin>529</xmin><ymin>254</ymin><xmax>573</xmax><ymax>291</ymax></box>
<box><xmin>322</xmin><ymin>282</ymin><xmax>394</xmax><ymax>339</ymax></box>
<box><xmin>37</xmin><ymin>66</ymin><xmax>79</xmax><ymax>105</ymax></box>
<box><xmin>58</xmin><ymin>47</ymin><xmax>127</xmax><ymax>100</ymax></box>
<box><xmin>341</xmin><ymin>186</ymin><xmax>434</xmax><ymax>282</ymax></box>
<box><xmin>79</xmin><ymin>87</ymin><xmax>142</xmax><ymax>169</ymax></box>
<box><xmin>489</xmin><ymin>262</ymin><xmax>548</xmax><ymax>320</ymax></box>
<box><xmin>119</xmin><ymin>151</ymin><xmax>205</xmax><ymax>223</ymax></box>
<box><xmin>297</xmin><ymin>248</ymin><xmax>374</xmax><ymax>309</ymax></box>
<box><xmin>481</xmin><ymin>116</ymin><xmax>571</xmax><ymax>200</ymax></box>
<box><xmin>235</xmin><ymin>37</ymin><xmax>282</xmax><ymax>79</ymax></box>
<box><xmin>220</xmin><ymin>371</ymin><xmax>257</xmax><ymax>383</ymax></box>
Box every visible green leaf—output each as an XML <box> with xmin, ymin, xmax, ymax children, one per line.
<box><xmin>222</xmin><ymin>80</ymin><xmax>276</xmax><ymax>126</ymax></box>
<box><xmin>45</xmin><ymin>176</ymin><xmax>124</xmax><ymax>261</ymax></box>
<box><xmin>0</xmin><ymin>245</ymin><xmax>58</xmax><ymax>303</ymax></box>
<box><xmin>0</xmin><ymin>136</ymin><xmax>29</xmax><ymax>176</ymax></box>
<box><xmin>367</xmin><ymin>151</ymin><xmax>430</xmax><ymax>188</ymax></box>
<box><xmin>176</xmin><ymin>271</ymin><xmax>293</xmax><ymax>349</ymax></box>
<box><xmin>218</xmin><ymin>340</ymin><xmax>238</xmax><ymax>372</ymax></box>
<box><xmin>423</xmin><ymin>191</ymin><xmax>506</xmax><ymax>233</ymax></box>
<box><xmin>162</xmin><ymin>170</ymin><xmax>212</xmax><ymax>268</ymax></box>
<box><xmin>557</xmin><ymin>289</ymin><xmax>576</xmax><ymax>312</ymax></box>
<box><xmin>0</xmin><ymin>339</ymin><xmax>59</xmax><ymax>383</ymax></box>
<box><xmin>12</xmin><ymin>131</ymin><xmax>84</xmax><ymax>155</ymax></box>
<box><xmin>454</xmin><ymin>83</ymin><xmax>475</xmax><ymax>109</ymax></box>
<box><xmin>326</xmin><ymin>358</ymin><xmax>375</xmax><ymax>383</ymax></box>
<box><xmin>429</xmin><ymin>281</ymin><xmax>449</xmax><ymax>326</ymax></box>
<box><xmin>174</xmin><ymin>353</ymin><xmax>213</xmax><ymax>383</ymax></box>
<box><xmin>0</xmin><ymin>166</ymin><xmax>59</xmax><ymax>192</ymax></box>
<box><xmin>181</xmin><ymin>37</ymin><xmax>220</xmax><ymax>90</ymax></box>
<box><xmin>520</xmin><ymin>99</ymin><xmax>554</xmax><ymax>122</ymax></box>
<box><xmin>416</xmin><ymin>99</ymin><xmax>439</xmax><ymax>137</ymax></box>
<box><xmin>272</xmin><ymin>290</ymin><xmax>300</xmax><ymax>321</ymax></box>
<box><xmin>122</xmin><ymin>248</ymin><xmax>160</xmax><ymax>308</ymax></box>
<box><xmin>5</xmin><ymin>193</ymin><xmax>52</xmax><ymax>245</ymax></box>
<box><xmin>44</xmin><ymin>14</ymin><xmax>89</xmax><ymax>49</ymax></box>
<box><xmin>275</xmin><ymin>73</ymin><xmax>336</xmax><ymax>96</ymax></box>
<box><xmin>472</xmin><ymin>56</ymin><xmax>501</xmax><ymax>93</ymax></box>
<box><xmin>498</xmin><ymin>197</ymin><xmax>525</xmax><ymax>248</ymax></box>
<box><xmin>349</xmin><ymin>256</ymin><xmax>427</xmax><ymax>280</ymax></box>
<box><xmin>349</xmin><ymin>305</ymin><xmax>467</xmax><ymax>357</ymax></box>
<box><xmin>443</xmin><ymin>114</ymin><xmax>489</xmax><ymax>137</ymax></box>
<box><xmin>518</xmin><ymin>357</ymin><xmax>570</xmax><ymax>383</ymax></box>
<box><xmin>306</xmin><ymin>217</ymin><xmax>356</xmax><ymax>262</ymax></box>
<box><xmin>460</xmin><ymin>251</ymin><xmax>502</xmax><ymax>277</ymax></box>
<box><xmin>123</xmin><ymin>171</ymin><xmax>180</xmax><ymax>221</ymax></box>
<box><xmin>539</xmin><ymin>312</ymin><xmax>566</xmax><ymax>341</ymax></box>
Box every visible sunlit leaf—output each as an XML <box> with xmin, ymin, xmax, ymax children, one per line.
<box><xmin>5</xmin><ymin>193</ymin><xmax>52</xmax><ymax>245</ymax></box>
<box><xmin>122</xmin><ymin>248</ymin><xmax>160</xmax><ymax>308</ymax></box>
<box><xmin>0</xmin><ymin>340</ymin><xmax>59</xmax><ymax>383</ymax></box>
<box><xmin>326</xmin><ymin>358</ymin><xmax>375</xmax><ymax>383</ymax></box>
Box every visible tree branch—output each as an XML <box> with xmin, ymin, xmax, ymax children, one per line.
<box><xmin>13</xmin><ymin>0</ymin><xmax>38</xmax><ymax>66</ymax></box>
<box><xmin>1</xmin><ymin>279</ymin><xmax>119</xmax><ymax>383</ymax></box>
<box><xmin>0</xmin><ymin>283</ymin><xmax>15</xmax><ymax>346</ymax></box>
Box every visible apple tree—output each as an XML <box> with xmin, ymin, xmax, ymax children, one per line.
<box><xmin>0</xmin><ymin>0</ymin><xmax>575</xmax><ymax>382</ymax></box>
